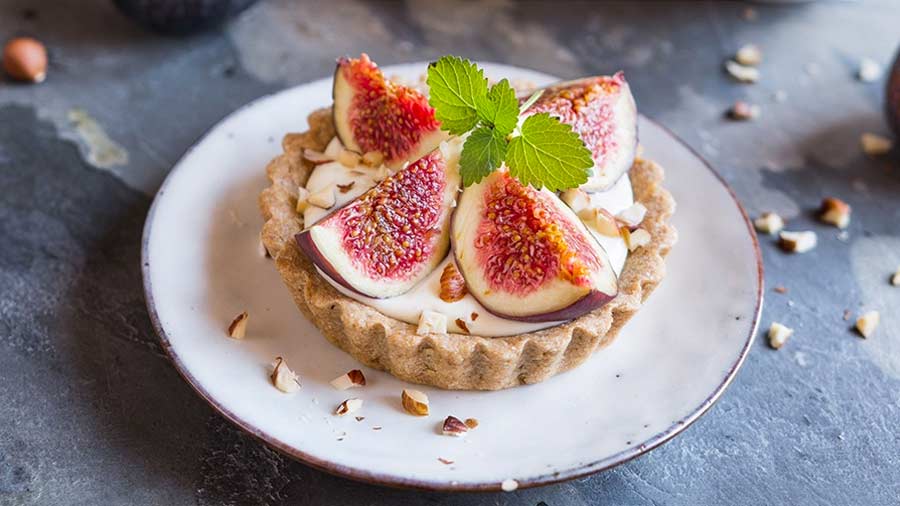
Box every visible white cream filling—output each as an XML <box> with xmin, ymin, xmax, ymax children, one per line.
<box><xmin>303</xmin><ymin>160</ymin><xmax>634</xmax><ymax>337</ymax></box>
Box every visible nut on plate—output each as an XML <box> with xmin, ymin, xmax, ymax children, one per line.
<box><xmin>779</xmin><ymin>230</ymin><xmax>816</xmax><ymax>253</ymax></box>
<box><xmin>401</xmin><ymin>389</ymin><xmax>429</xmax><ymax>416</ymax></box>
<box><xmin>767</xmin><ymin>322</ymin><xmax>793</xmax><ymax>349</ymax></box>
<box><xmin>818</xmin><ymin>197</ymin><xmax>851</xmax><ymax>229</ymax></box>
<box><xmin>334</xmin><ymin>398</ymin><xmax>363</xmax><ymax>416</ymax></box>
<box><xmin>754</xmin><ymin>212</ymin><xmax>784</xmax><ymax>235</ymax></box>
<box><xmin>270</xmin><ymin>357</ymin><xmax>300</xmax><ymax>393</ymax></box>
<box><xmin>3</xmin><ymin>37</ymin><xmax>47</xmax><ymax>83</ymax></box>
<box><xmin>330</xmin><ymin>369</ymin><xmax>366</xmax><ymax>390</ymax></box>
<box><xmin>417</xmin><ymin>309</ymin><xmax>448</xmax><ymax>335</ymax></box>
<box><xmin>441</xmin><ymin>416</ymin><xmax>469</xmax><ymax>437</ymax></box>
<box><xmin>227</xmin><ymin>311</ymin><xmax>249</xmax><ymax>339</ymax></box>
<box><xmin>855</xmin><ymin>310</ymin><xmax>879</xmax><ymax>338</ymax></box>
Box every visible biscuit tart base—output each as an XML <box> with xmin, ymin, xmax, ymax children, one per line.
<box><xmin>259</xmin><ymin>108</ymin><xmax>677</xmax><ymax>390</ymax></box>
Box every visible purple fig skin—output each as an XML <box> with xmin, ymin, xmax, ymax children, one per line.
<box><xmin>295</xmin><ymin>231</ymin><xmax>368</xmax><ymax>298</ymax></box>
<box><xmin>886</xmin><ymin>48</ymin><xmax>900</xmax><ymax>138</ymax></box>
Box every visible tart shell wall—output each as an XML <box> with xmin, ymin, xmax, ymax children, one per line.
<box><xmin>259</xmin><ymin>108</ymin><xmax>677</xmax><ymax>390</ymax></box>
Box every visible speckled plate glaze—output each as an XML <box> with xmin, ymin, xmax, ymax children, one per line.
<box><xmin>142</xmin><ymin>62</ymin><xmax>762</xmax><ymax>491</ymax></box>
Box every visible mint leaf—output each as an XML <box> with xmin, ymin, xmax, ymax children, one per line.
<box><xmin>426</xmin><ymin>56</ymin><xmax>488</xmax><ymax>135</ymax></box>
<box><xmin>459</xmin><ymin>127</ymin><xmax>508</xmax><ymax>186</ymax></box>
<box><xmin>475</xmin><ymin>79</ymin><xmax>519</xmax><ymax>137</ymax></box>
<box><xmin>506</xmin><ymin>113</ymin><xmax>593</xmax><ymax>192</ymax></box>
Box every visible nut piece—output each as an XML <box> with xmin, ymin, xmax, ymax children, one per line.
<box><xmin>227</xmin><ymin>311</ymin><xmax>249</xmax><ymax>339</ymax></box>
<box><xmin>727</xmin><ymin>101</ymin><xmax>760</xmax><ymax>121</ymax></box>
<box><xmin>361</xmin><ymin>150</ymin><xmax>384</xmax><ymax>167</ymax></box>
<box><xmin>295</xmin><ymin>187</ymin><xmax>311</xmax><ymax>213</ymax></box>
<box><xmin>417</xmin><ymin>310</ymin><xmax>448</xmax><ymax>335</ymax></box>
<box><xmin>338</xmin><ymin>149</ymin><xmax>361</xmax><ymax>168</ymax></box>
<box><xmin>626</xmin><ymin>228</ymin><xmax>651</xmax><ymax>251</ymax></box>
<box><xmin>860</xmin><ymin>132</ymin><xmax>893</xmax><ymax>156</ymax></box>
<box><xmin>767</xmin><ymin>322</ymin><xmax>793</xmax><ymax>350</ymax></box>
<box><xmin>560</xmin><ymin>188</ymin><xmax>591</xmax><ymax>213</ymax></box>
<box><xmin>735</xmin><ymin>44</ymin><xmax>763</xmax><ymax>66</ymax></box>
<box><xmin>330</xmin><ymin>369</ymin><xmax>366</xmax><ymax>390</ymax></box>
<box><xmin>302</xmin><ymin>148</ymin><xmax>334</xmax><ymax>164</ymax></box>
<box><xmin>3</xmin><ymin>37</ymin><xmax>47</xmax><ymax>83</ymax></box>
<box><xmin>455</xmin><ymin>318</ymin><xmax>470</xmax><ymax>334</ymax></box>
<box><xmin>891</xmin><ymin>267</ymin><xmax>900</xmax><ymax>286</ymax></box>
<box><xmin>724</xmin><ymin>60</ymin><xmax>759</xmax><ymax>83</ymax></box>
<box><xmin>270</xmin><ymin>357</ymin><xmax>300</xmax><ymax>393</ymax></box>
<box><xmin>441</xmin><ymin>416</ymin><xmax>469</xmax><ymax>437</ymax></box>
<box><xmin>754</xmin><ymin>212</ymin><xmax>784</xmax><ymax>235</ymax></box>
<box><xmin>501</xmin><ymin>479</ymin><xmax>519</xmax><ymax>492</ymax></box>
<box><xmin>779</xmin><ymin>231</ymin><xmax>817</xmax><ymax>253</ymax></box>
<box><xmin>615</xmin><ymin>203</ymin><xmax>647</xmax><ymax>228</ymax></box>
<box><xmin>579</xmin><ymin>208</ymin><xmax>619</xmax><ymax>237</ymax></box>
<box><xmin>334</xmin><ymin>398</ymin><xmax>363</xmax><ymax>416</ymax></box>
<box><xmin>307</xmin><ymin>185</ymin><xmax>336</xmax><ymax>209</ymax></box>
<box><xmin>818</xmin><ymin>197</ymin><xmax>851</xmax><ymax>229</ymax></box>
<box><xmin>856</xmin><ymin>310</ymin><xmax>880</xmax><ymax>338</ymax></box>
<box><xmin>439</xmin><ymin>263</ymin><xmax>468</xmax><ymax>302</ymax></box>
<box><xmin>336</xmin><ymin>181</ymin><xmax>355</xmax><ymax>193</ymax></box>
<box><xmin>401</xmin><ymin>389</ymin><xmax>429</xmax><ymax>416</ymax></box>
<box><xmin>464</xmin><ymin>418</ymin><xmax>479</xmax><ymax>429</ymax></box>
<box><xmin>857</xmin><ymin>57</ymin><xmax>882</xmax><ymax>83</ymax></box>
<box><xmin>324</xmin><ymin>137</ymin><xmax>343</xmax><ymax>159</ymax></box>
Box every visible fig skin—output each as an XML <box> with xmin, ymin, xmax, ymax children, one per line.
<box><xmin>886</xmin><ymin>48</ymin><xmax>900</xmax><ymax>138</ymax></box>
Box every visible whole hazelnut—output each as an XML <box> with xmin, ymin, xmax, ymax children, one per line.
<box><xmin>3</xmin><ymin>37</ymin><xmax>47</xmax><ymax>83</ymax></box>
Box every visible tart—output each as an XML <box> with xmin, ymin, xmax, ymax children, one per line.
<box><xmin>259</xmin><ymin>56</ymin><xmax>676</xmax><ymax>390</ymax></box>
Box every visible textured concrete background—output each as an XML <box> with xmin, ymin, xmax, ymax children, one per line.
<box><xmin>2</xmin><ymin>1</ymin><xmax>899</xmax><ymax>504</ymax></box>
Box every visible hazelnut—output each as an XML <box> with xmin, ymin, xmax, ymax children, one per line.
<box><xmin>778</xmin><ymin>231</ymin><xmax>817</xmax><ymax>253</ymax></box>
<box><xmin>767</xmin><ymin>322</ymin><xmax>793</xmax><ymax>350</ymax></box>
<box><xmin>334</xmin><ymin>398</ymin><xmax>363</xmax><ymax>416</ymax></box>
<box><xmin>417</xmin><ymin>309</ymin><xmax>448</xmax><ymax>335</ymax></box>
<box><xmin>441</xmin><ymin>416</ymin><xmax>469</xmax><ymax>437</ymax></box>
<box><xmin>227</xmin><ymin>311</ymin><xmax>249</xmax><ymax>339</ymax></box>
<box><xmin>270</xmin><ymin>357</ymin><xmax>300</xmax><ymax>393</ymax></box>
<box><xmin>818</xmin><ymin>197</ymin><xmax>851</xmax><ymax>229</ymax></box>
<box><xmin>754</xmin><ymin>212</ymin><xmax>784</xmax><ymax>235</ymax></box>
<box><xmin>330</xmin><ymin>369</ymin><xmax>366</xmax><ymax>390</ymax></box>
<box><xmin>855</xmin><ymin>310</ymin><xmax>879</xmax><ymax>338</ymax></box>
<box><xmin>3</xmin><ymin>37</ymin><xmax>47</xmax><ymax>83</ymax></box>
<box><xmin>401</xmin><ymin>389</ymin><xmax>429</xmax><ymax>416</ymax></box>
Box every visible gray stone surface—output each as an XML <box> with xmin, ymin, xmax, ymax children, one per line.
<box><xmin>2</xmin><ymin>0</ymin><xmax>899</xmax><ymax>504</ymax></box>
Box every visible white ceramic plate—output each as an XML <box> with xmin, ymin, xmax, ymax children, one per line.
<box><xmin>142</xmin><ymin>62</ymin><xmax>762</xmax><ymax>491</ymax></box>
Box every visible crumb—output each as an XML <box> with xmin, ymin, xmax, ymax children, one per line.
<box><xmin>773</xmin><ymin>286</ymin><xmax>787</xmax><ymax>294</ymax></box>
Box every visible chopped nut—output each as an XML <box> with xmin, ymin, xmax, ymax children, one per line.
<box><xmin>336</xmin><ymin>181</ymin><xmax>355</xmax><ymax>193</ymax></box>
<box><xmin>373</xmin><ymin>165</ymin><xmax>391</xmax><ymax>181</ymax></box>
<box><xmin>295</xmin><ymin>187</ymin><xmax>311</xmax><ymax>213</ymax></box>
<box><xmin>819</xmin><ymin>197</ymin><xmax>851</xmax><ymax>229</ymax></box>
<box><xmin>615</xmin><ymin>203</ymin><xmax>647</xmax><ymax>228</ymax></box>
<box><xmin>470</xmin><ymin>312</ymin><xmax>479</xmax><ymax>321</ymax></box>
<box><xmin>779</xmin><ymin>231</ymin><xmax>817</xmax><ymax>253</ymax></box>
<box><xmin>464</xmin><ymin>418</ymin><xmax>479</xmax><ymax>429</ymax></box>
<box><xmin>773</xmin><ymin>285</ymin><xmax>788</xmax><ymax>294</ymax></box>
<box><xmin>857</xmin><ymin>57</ymin><xmax>882</xmax><ymax>83</ymax></box>
<box><xmin>891</xmin><ymin>267</ymin><xmax>900</xmax><ymax>286</ymax></box>
<box><xmin>561</xmin><ymin>188</ymin><xmax>591</xmax><ymax>213</ymax></box>
<box><xmin>401</xmin><ymin>389</ymin><xmax>429</xmax><ymax>416</ymax></box>
<box><xmin>856</xmin><ymin>310</ymin><xmax>880</xmax><ymax>338</ymax></box>
<box><xmin>501</xmin><ymin>479</ymin><xmax>519</xmax><ymax>492</ymax></box>
<box><xmin>860</xmin><ymin>132</ymin><xmax>893</xmax><ymax>156</ymax></box>
<box><xmin>2</xmin><ymin>37</ymin><xmax>47</xmax><ymax>83</ymax></box>
<box><xmin>754</xmin><ymin>212</ymin><xmax>784</xmax><ymax>235</ymax></box>
<box><xmin>338</xmin><ymin>149</ymin><xmax>361</xmax><ymax>168</ymax></box>
<box><xmin>302</xmin><ymin>148</ymin><xmax>333</xmax><ymax>164</ymax></box>
<box><xmin>579</xmin><ymin>208</ymin><xmax>619</xmax><ymax>237</ymax></box>
<box><xmin>735</xmin><ymin>44</ymin><xmax>762</xmax><ymax>66</ymax></box>
<box><xmin>330</xmin><ymin>369</ymin><xmax>366</xmax><ymax>390</ymax></box>
<box><xmin>307</xmin><ymin>186</ymin><xmax>336</xmax><ymax>208</ymax></box>
<box><xmin>271</xmin><ymin>357</ymin><xmax>300</xmax><ymax>393</ymax></box>
<box><xmin>626</xmin><ymin>228</ymin><xmax>651</xmax><ymax>251</ymax></box>
<box><xmin>323</xmin><ymin>137</ymin><xmax>343</xmax><ymax>159</ymax></box>
<box><xmin>727</xmin><ymin>101</ymin><xmax>760</xmax><ymax>120</ymax></box>
<box><xmin>724</xmin><ymin>60</ymin><xmax>759</xmax><ymax>83</ymax></box>
<box><xmin>767</xmin><ymin>322</ymin><xmax>793</xmax><ymax>350</ymax></box>
<box><xmin>439</xmin><ymin>263</ymin><xmax>468</xmax><ymax>302</ymax></box>
<box><xmin>455</xmin><ymin>318</ymin><xmax>470</xmax><ymax>334</ymax></box>
<box><xmin>437</xmin><ymin>457</ymin><xmax>454</xmax><ymax>465</ymax></box>
<box><xmin>334</xmin><ymin>398</ymin><xmax>363</xmax><ymax>416</ymax></box>
<box><xmin>417</xmin><ymin>310</ymin><xmax>448</xmax><ymax>335</ymax></box>
<box><xmin>441</xmin><ymin>416</ymin><xmax>469</xmax><ymax>437</ymax></box>
<box><xmin>361</xmin><ymin>150</ymin><xmax>384</xmax><ymax>167</ymax></box>
<box><xmin>227</xmin><ymin>311</ymin><xmax>249</xmax><ymax>339</ymax></box>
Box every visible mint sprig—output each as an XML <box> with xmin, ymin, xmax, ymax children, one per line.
<box><xmin>426</xmin><ymin>56</ymin><xmax>592</xmax><ymax>191</ymax></box>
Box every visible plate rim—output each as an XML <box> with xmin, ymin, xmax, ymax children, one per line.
<box><xmin>141</xmin><ymin>65</ymin><xmax>764</xmax><ymax>492</ymax></box>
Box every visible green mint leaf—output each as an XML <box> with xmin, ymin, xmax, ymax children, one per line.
<box><xmin>459</xmin><ymin>127</ymin><xmax>508</xmax><ymax>186</ymax></box>
<box><xmin>426</xmin><ymin>56</ymin><xmax>488</xmax><ymax>135</ymax></box>
<box><xmin>474</xmin><ymin>79</ymin><xmax>519</xmax><ymax>137</ymax></box>
<box><xmin>518</xmin><ymin>89</ymin><xmax>544</xmax><ymax>114</ymax></box>
<box><xmin>506</xmin><ymin>113</ymin><xmax>593</xmax><ymax>192</ymax></box>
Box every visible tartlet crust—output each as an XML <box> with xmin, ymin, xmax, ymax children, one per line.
<box><xmin>259</xmin><ymin>108</ymin><xmax>677</xmax><ymax>390</ymax></box>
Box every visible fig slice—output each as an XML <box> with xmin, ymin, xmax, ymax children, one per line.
<box><xmin>452</xmin><ymin>171</ymin><xmax>618</xmax><ymax>322</ymax></box>
<box><xmin>333</xmin><ymin>53</ymin><xmax>449</xmax><ymax>169</ymax></box>
<box><xmin>296</xmin><ymin>140</ymin><xmax>462</xmax><ymax>299</ymax></box>
<box><xmin>524</xmin><ymin>72</ymin><xmax>638</xmax><ymax>192</ymax></box>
